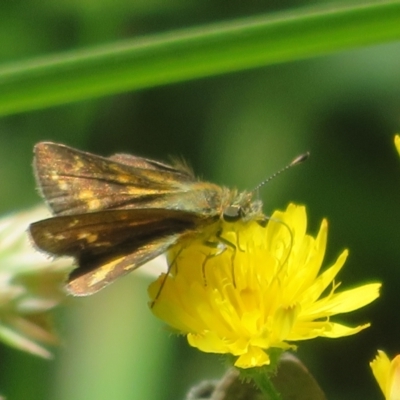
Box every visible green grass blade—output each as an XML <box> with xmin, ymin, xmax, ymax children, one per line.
<box><xmin>0</xmin><ymin>1</ymin><xmax>400</xmax><ymax>116</ymax></box>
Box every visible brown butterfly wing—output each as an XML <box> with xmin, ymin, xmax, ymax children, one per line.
<box><xmin>30</xmin><ymin>208</ymin><xmax>213</xmax><ymax>295</ymax></box>
<box><xmin>33</xmin><ymin>142</ymin><xmax>196</xmax><ymax>216</ymax></box>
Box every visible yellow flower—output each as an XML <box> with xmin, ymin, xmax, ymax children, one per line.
<box><xmin>395</xmin><ymin>135</ymin><xmax>400</xmax><ymax>156</ymax></box>
<box><xmin>149</xmin><ymin>204</ymin><xmax>381</xmax><ymax>368</ymax></box>
<box><xmin>370</xmin><ymin>350</ymin><xmax>400</xmax><ymax>400</ymax></box>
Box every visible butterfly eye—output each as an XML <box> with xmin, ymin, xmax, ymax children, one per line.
<box><xmin>223</xmin><ymin>205</ymin><xmax>242</xmax><ymax>222</ymax></box>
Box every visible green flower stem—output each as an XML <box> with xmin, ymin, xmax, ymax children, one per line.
<box><xmin>1</xmin><ymin>1</ymin><xmax>400</xmax><ymax>116</ymax></box>
<box><xmin>248</xmin><ymin>368</ymin><xmax>282</xmax><ymax>400</ymax></box>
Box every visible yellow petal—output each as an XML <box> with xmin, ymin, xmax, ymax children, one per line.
<box><xmin>389</xmin><ymin>355</ymin><xmax>400</xmax><ymax>400</ymax></box>
<box><xmin>235</xmin><ymin>346</ymin><xmax>270</xmax><ymax>368</ymax></box>
<box><xmin>306</xmin><ymin>283</ymin><xmax>381</xmax><ymax>316</ymax></box>
<box><xmin>371</xmin><ymin>350</ymin><xmax>391</xmax><ymax>397</ymax></box>
<box><xmin>395</xmin><ymin>135</ymin><xmax>400</xmax><ymax>156</ymax></box>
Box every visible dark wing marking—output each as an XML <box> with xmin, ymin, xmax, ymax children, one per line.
<box><xmin>30</xmin><ymin>208</ymin><xmax>214</xmax><ymax>295</ymax></box>
<box><xmin>33</xmin><ymin>142</ymin><xmax>196</xmax><ymax>216</ymax></box>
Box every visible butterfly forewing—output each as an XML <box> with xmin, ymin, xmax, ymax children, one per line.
<box><xmin>34</xmin><ymin>142</ymin><xmax>197</xmax><ymax>216</ymax></box>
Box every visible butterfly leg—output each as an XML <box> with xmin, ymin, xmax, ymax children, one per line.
<box><xmin>215</xmin><ymin>229</ymin><xmax>238</xmax><ymax>287</ymax></box>
<box><xmin>201</xmin><ymin>239</ymin><xmax>226</xmax><ymax>286</ymax></box>
<box><xmin>202</xmin><ymin>228</ymin><xmax>239</xmax><ymax>287</ymax></box>
<box><xmin>150</xmin><ymin>246</ymin><xmax>186</xmax><ymax>308</ymax></box>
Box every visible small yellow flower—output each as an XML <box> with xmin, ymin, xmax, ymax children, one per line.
<box><xmin>370</xmin><ymin>350</ymin><xmax>400</xmax><ymax>400</ymax></box>
<box><xmin>395</xmin><ymin>135</ymin><xmax>400</xmax><ymax>156</ymax></box>
<box><xmin>149</xmin><ymin>204</ymin><xmax>381</xmax><ymax>368</ymax></box>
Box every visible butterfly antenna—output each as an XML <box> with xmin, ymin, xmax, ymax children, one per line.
<box><xmin>252</xmin><ymin>152</ymin><xmax>310</xmax><ymax>193</ymax></box>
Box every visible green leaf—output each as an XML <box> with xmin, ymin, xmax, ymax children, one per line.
<box><xmin>0</xmin><ymin>1</ymin><xmax>400</xmax><ymax>116</ymax></box>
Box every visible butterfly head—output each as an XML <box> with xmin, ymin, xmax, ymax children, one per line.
<box><xmin>222</xmin><ymin>191</ymin><xmax>263</xmax><ymax>222</ymax></box>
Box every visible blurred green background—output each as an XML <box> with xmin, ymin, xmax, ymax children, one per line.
<box><xmin>0</xmin><ymin>1</ymin><xmax>399</xmax><ymax>399</ymax></box>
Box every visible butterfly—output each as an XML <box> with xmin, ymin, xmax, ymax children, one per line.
<box><xmin>30</xmin><ymin>142</ymin><xmax>307</xmax><ymax>296</ymax></box>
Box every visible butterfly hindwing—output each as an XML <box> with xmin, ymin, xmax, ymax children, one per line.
<box><xmin>30</xmin><ymin>208</ymin><xmax>214</xmax><ymax>295</ymax></box>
